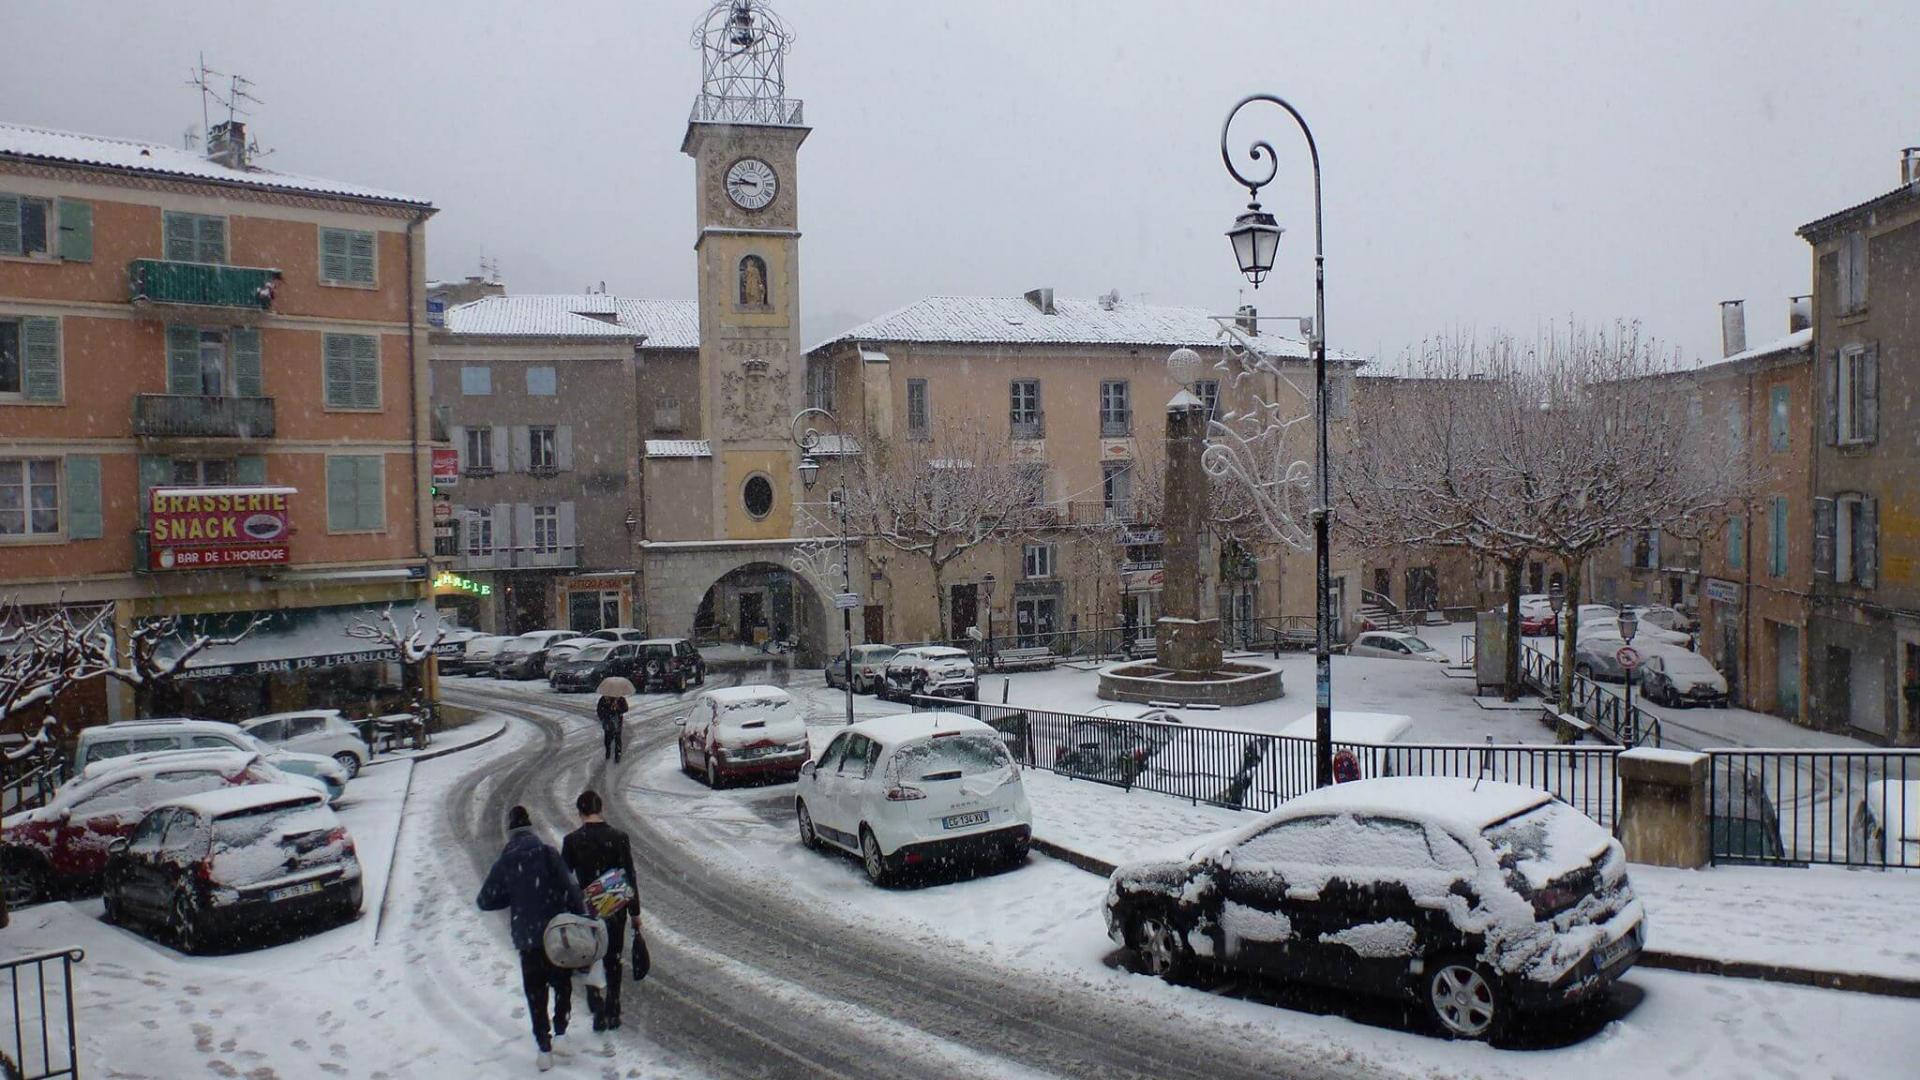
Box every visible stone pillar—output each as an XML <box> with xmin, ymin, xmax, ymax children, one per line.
<box><xmin>1615</xmin><ymin>747</ymin><xmax>1710</xmax><ymax>868</ymax></box>
<box><xmin>1156</xmin><ymin>392</ymin><xmax>1222</xmax><ymax>673</ymax></box>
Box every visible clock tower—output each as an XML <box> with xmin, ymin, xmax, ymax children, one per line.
<box><xmin>682</xmin><ymin>0</ymin><xmax>809</xmax><ymax>541</ymax></box>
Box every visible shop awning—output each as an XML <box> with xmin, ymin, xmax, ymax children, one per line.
<box><xmin>158</xmin><ymin>601</ymin><xmax>455</xmax><ymax>682</ymax></box>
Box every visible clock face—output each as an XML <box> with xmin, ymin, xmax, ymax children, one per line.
<box><xmin>725</xmin><ymin>158</ymin><xmax>778</xmax><ymax>211</ymax></box>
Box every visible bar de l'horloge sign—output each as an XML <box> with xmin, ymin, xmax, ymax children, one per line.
<box><xmin>148</xmin><ymin>486</ymin><xmax>296</xmax><ymax>570</ymax></box>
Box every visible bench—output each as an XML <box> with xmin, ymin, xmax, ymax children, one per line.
<box><xmin>1545</xmin><ymin>708</ymin><xmax>1594</xmax><ymax>744</ymax></box>
<box><xmin>984</xmin><ymin>646</ymin><xmax>1058</xmax><ymax>672</ymax></box>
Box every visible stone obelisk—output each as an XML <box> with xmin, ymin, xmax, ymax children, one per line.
<box><xmin>1155</xmin><ymin>390</ymin><xmax>1222</xmax><ymax>673</ymax></box>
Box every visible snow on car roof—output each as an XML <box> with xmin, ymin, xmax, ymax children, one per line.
<box><xmin>1269</xmin><ymin>777</ymin><xmax>1552</xmax><ymax>835</ymax></box>
<box><xmin>240</xmin><ymin>710</ymin><xmax>344</xmax><ymax>727</ymax></box>
<box><xmin>158</xmin><ymin>783</ymin><xmax>325</xmax><ymax>819</ymax></box>
<box><xmin>847</xmin><ymin>711</ymin><xmax>993</xmax><ymax>749</ymax></box>
<box><xmin>913</xmin><ymin>646</ymin><xmax>970</xmax><ymax>658</ymax></box>
<box><xmin>701</xmin><ymin>686</ymin><xmax>790</xmax><ymax>705</ymax></box>
<box><xmin>1278</xmin><ymin>711</ymin><xmax>1414</xmax><ymax>744</ymax></box>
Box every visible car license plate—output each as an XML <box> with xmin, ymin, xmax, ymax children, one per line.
<box><xmin>268</xmin><ymin>881</ymin><xmax>322</xmax><ymax>903</ymax></box>
<box><xmin>1594</xmin><ymin>924</ymin><xmax>1638</xmax><ymax>968</ymax></box>
<box><xmin>942</xmin><ymin>810</ymin><xmax>989</xmax><ymax>830</ymax></box>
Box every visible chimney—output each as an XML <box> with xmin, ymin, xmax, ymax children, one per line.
<box><xmin>1236</xmin><ymin>304</ymin><xmax>1257</xmax><ymax>335</ymax></box>
<box><xmin>1903</xmin><ymin>147</ymin><xmax>1920</xmax><ymax>186</ymax></box>
<box><xmin>1720</xmin><ymin>300</ymin><xmax>1746</xmax><ymax>358</ymax></box>
<box><xmin>1789</xmin><ymin>295</ymin><xmax>1812</xmax><ymax>334</ymax></box>
<box><xmin>1023</xmin><ymin>287</ymin><xmax>1055</xmax><ymax>315</ymax></box>
<box><xmin>1097</xmin><ymin>289</ymin><xmax>1120</xmax><ymax>311</ymax></box>
<box><xmin>206</xmin><ymin>120</ymin><xmax>249</xmax><ymax>170</ymax></box>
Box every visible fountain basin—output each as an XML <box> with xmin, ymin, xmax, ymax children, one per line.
<box><xmin>1097</xmin><ymin>660</ymin><xmax>1284</xmax><ymax>707</ymax></box>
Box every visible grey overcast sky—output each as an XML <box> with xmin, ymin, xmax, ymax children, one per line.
<box><xmin>4</xmin><ymin>1</ymin><xmax>1912</xmax><ymax>363</ymax></box>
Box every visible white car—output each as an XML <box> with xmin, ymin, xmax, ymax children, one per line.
<box><xmin>1849</xmin><ymin>780</ymin><xmax>1920</xmax><ymax>868</ymax></box>
<box><xmin>1578</xmin><ymin>617</ymin><xmax>1689</xmax><ymax>648</ymax></box>
<box><xmin>796</xmin><ymin>712</ymin><xmax>1032</xmax><ymax>885</ymax></box>
<box><xmin>1632</xmin><ymin>647</ymin><xmax>1729</xmax><ymax>707</ymax></box>
<box><xmin>1347</xmin><ymin>631</ymin><xmax>1452</xmax><ymax>664</ymax></box>
<box><xmin>879</xmin><ymin>646</ymin><xmax>978</xmax><ymax>701</ymax></box>
<box><xmin>540</xmin><ymin>636</ymin><xmax>606</xmax><ymax>666</ymax></box>
<box><xmin>239</xmin><ymin>710</ymin><xmax>372</xmax><ymax>778</ymax></box>
<box><xmin>71</xmin><ymin>719</ymin><xmax>349</xmax><ymax>802</ymax></box>
<box><xmin>451</xmin><ymin>634</ymin><xmax>512</xmax><ymax>675</ymax></box>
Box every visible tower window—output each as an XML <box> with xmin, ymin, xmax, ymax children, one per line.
<box><xmin>743</xmin><ymin>474</ymin><xmax>774</xmax><ymax>519</ymax></box>
<box><xmin>738</xmin><ymin>255</ymin><xmax>769</xmax><ymax>308</ymax></box>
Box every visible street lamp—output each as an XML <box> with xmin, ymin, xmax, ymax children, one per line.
<box><xmin>791</xmin><ymin>408</ymin><xmax>856</xmax><ymax>726</ymax></box>
<box><xmin>981</xmin><ymin>572</ymin><xmax>996</xmax><ymax>668</ymax></box>
<box><xmin>1221</xmin><ymin>92</ymin><xmax>1335</xmax><ymax>788</ymax></box>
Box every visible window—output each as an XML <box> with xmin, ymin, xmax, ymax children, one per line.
<box><xmin>460</xmin><ymin>365</ymin><xmax>491</xmax><ymax>396</ymax></box>
<box><xmin>1769</xmin><ymin>497</ymin><xmax>1788</xmax><ymax>578</ymax></box>
<box><xmin>807</xmin><ymin>359</ymin><xmax>835</xmax><ymax>412</ymax></box>
<box><xmin>1102</xmin><ymin>462</ymin><xmax>1132</xmax><ymax>520</ymax></box>
<box><xmin>1100</xmin><ymin>379</ymin><xmax>1131</xmax><ymax>436</ymax></box>
<box><xmin>169</xmin><ymin>458</ymin><xmax>234</xmax><ymax>486</ymax></box>
<box><xmin>325</xmin><ymin>455</ymin><xmax>385</xmax><ymax>532</ymax></box>
<box><xmin>0</xmin><ymin>319</ymin><xmax>18</xmax><ymax>395</ymax></box>
<box><xmin>0</xmin><ymin>458</ymin><xmax>58</xmax><ymax>536</ymax></box>
<box><xmin>0</xmin><ymin>316</ymin><xmax>60</xmax><ymax>401</ymax></box>
<box><xmin>906</xmin><ymin>378</ymin><xmax>929</xmax><ymax>439</ymax></box>
<box><xmin>1835</xmin><ymin>494</ymin><xmax>1876</xmax><ymax>588</ymax></box>
<box><xmin>529</xmin><ymin>426</ymin><xmax>557</xmax><ymax>471</ymax></box>
<box><xmin>1022</xmin><ymin>543</ymin><xmax>1054</xmax><ymax>579</ymax></box>
<box><xmin>163</xmin><ymin>212</ymin><xmax>226</xmax><ymax>264</ymax></box>
<box><xmin>1195</xmin><ymin>379</ymin><xmax>1220</xmax><ymax>420</ymax></box>
<box><xmin>1836</xmin><ymin>345</ymin><xmax>1876</xmax><ymax>444</ymax></box>
<box><xmin>1124</xmin><ymin>540</ymin><xmax>1163</xmax><ymax>567</ymax></box>
<box><xmin>465</xmin><ymin>506</ymin><xmax>493</xmax><ymax>556</ymax></box>
<box><xmin>653</xmin><ymin>396</ymin><xmax>683</xmax><ymax>432</ymax></box>
<box><xmin>1727</xmin><ymin>516</ymin><xmax>1744</xmax><ymax>571</ymax></box>
<box><xmin>743</xmin><ymin>474</ymin><xmax>774</xmax><ymax>519</ymax></box>
<box><xmin>1235</xmin><ymin>815</ymin><xmax>1338</xmax><ymax>866</ymax></box>
<box><xmin>738</xmin><ymin>254</ymin><xmax>769</xmax><ymax>307</ymax></box>
<box><xmin>164</xmin><ymin>325</ymin><xmax>259</xmax><ymax>399</ymax></box>
<box><xmin>1838</xmin><ymin>231</ymin><xmax>1868</xmax><ymax>315</ymax></box>
<box><xmin>0</xmin><ymin>194</ymin><xmax>50</xmax><ymax>257</ymax></box>
<box><xmin>532</xmin><ymin>505</ymin><xmax>559</xmax><ymax>554</ymax></box>
<box><xmin>1630</xmin><ymin>528</ymin><xmax>1659</xmax><ymax>570</ymax></box>
<box><xmin>464</xmin><ymin>427</ymin><xmax>494</xmax><ymax>475</ymax></box>
<box><xmin>196</xmin><ymin>328</ymin><xmax>227</xmax><ymax>396</ymax></box>
<box><xmin>322</xmin><ymin>334</ymin><xmax>380</xmax><ymax>409</ymax></box>
<box><xmin>319</xmin><ymin>227</ymin><xmax>376</xmax><ymax>285</ymax></box>
<box><xmin>1769</xmin><ymin>385</ymin><xmax>1791</xmax><ymax>452</ymax></box>
<box><xmin>1010</xmin><ymin>379</ymin><xmax>1042</xmax><ymax>436</ymax></box>
<box><xmin>526</xmin><ymin>366</ymin><xmax>557</xmax><ymax>396</ymax></box>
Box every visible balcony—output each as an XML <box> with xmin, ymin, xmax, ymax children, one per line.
<box><xmin>444</xmin><ymin>544</ymin><xmax>579</xmax><ymax>573</ymax></box>
<box><xmin>1010</xmin><ymin>412</ymin><xmax>1046</xmax><ymax>440</ymax></box>
<box><xmin>132</xmin><ymin>394</ymin><xmax>276</xmax><ymax>439</ymax></box>
<box><xmin>1065</xmin><ymin>501</ymin><xmax>1155</xmax><ymax>527</ymax></box>
<box><xmin>128</xmin><ymin>260</ymin><xmax>281</xmax><ymax>314</ymax></box>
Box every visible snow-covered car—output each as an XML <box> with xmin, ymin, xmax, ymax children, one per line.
<box><xmin>447</xmin><ymin>634</ymin><xmax>511</xmax><ymax>675</ymax></box>
<box><xmin>825</xmin><ymin>644</ymin><xmax>899</xmax><ymax>694</ymax></box>
<box><xmin>238</xmin><ymin>710</ymin><xmax>371</xmax><ymax>777</ymax></box>
<box><xmin>103</xmin><ymin>784</ymin><xmax>361</xmax><ymax>953</ymax></box>
<box><xmin>1515</xmin><ymin>595</ymin><xmax>1558</xmax><ymax>636</ymax></box>
<box><xmin>879</xmin><ymin>646</ymin><xmax>977</xmax><ymax>701</ymax></box>
<box><xmin>72</xmin><ymin>719</ymin><xmax>349</xmax><ymax>802</ymax></box>
<box><xmin>0</xmin><ymin>750</ymin><xmax>297</xmax><ymax>907</ymax></box>
<box><xmin>490</xmin><ymin>630</ymin><xmax>579</xmax><ymax>679</ymax></box>
<box><xmin>1053</xmin><ymin>705</ymin><xmax>1183</xmax><ymax>785</ymax></box>
<box><xmin>1848</xmin><ymin>780</ymin><xmax>1920</xmax><ymax>868</ymax></box>
<box><xmin>678</xmin><ymin>686</ymin><xmax>811</xmax><ymax>787</ymax></box>
<box><xmin>540</xmin><ymin>635</ymin><xmax>608</xmax><ymax>666</ymax></box>
<box><xmin>550</xmin><ymin>641</ymin><xmax>644</xmax><ymax>693</ymax></box>
<box><xmin>1624</xmin><ymin>604</ymin><xmax>1695</xmax><ymax>635</ymax></box>
<box><xmin>586</xmin><ymin>627</ymin><xmax>649</xmax><ymax>644</ymax></box>
<box><xmin>1633</xmin><ymin>648</ymin><xmax>1728</xmax><ymax>708</ymax></box>
<box><xmin>1347</xmin><ymin>631</ymin><xmax>1451</xmax><ymax>664</ymax></box>
<box><xmin>1577</xmin><ymin>617</ymin><xmax>1689</xmax><ymax>648</ymax></box>
<box><xmin>637</xmin><ymin>638</ymin><xmax>706</xmax><ymax>692</ymax></box>
<box><xmin>1710</xmin><ymin>763</ymin><xmax>1783</xmax><ymax>861</ymax></box>
<box><xmin>1103</xmin><ymin>777</ymin><xmax>1645</xmax><ymax>1040</ymax></box>
<box><xmin>796</xmin><ymin>712</ymin><xmax>1032</xmax><ymax>885</ymax></box>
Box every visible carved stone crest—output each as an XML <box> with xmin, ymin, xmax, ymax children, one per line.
<box><xmin>719</xmin><ymin>357</ymin><xmax>789</xmax><ymax>436</ymax></box>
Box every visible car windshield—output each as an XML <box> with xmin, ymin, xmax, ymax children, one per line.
<box><xmin>501</xmin><ymin>639</ymin><xmax>539</xmax><ymax>654</ymax></box>
<box><xmin>1483</xmin><ymin>799</ymin><xmax>1609</xmax><ymax>890</ymax></box>
<box><xmin>579</xmin><ymin>643</ymin><xmax>615</xmax><ymax>660</ymax></box>
<box><xmin>718</xmin><ymin>697</ymin><xmax>791</xmax><ymax>727</ymax></box>
<box><xmin>890</xmin><ymin>733</ymin><xmax>1011</xmax><ymax>780</ymax></box>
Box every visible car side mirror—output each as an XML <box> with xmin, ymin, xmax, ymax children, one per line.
<box><xmin>674</xmin><ymin>717</ymin><xmax>686</xmax><ymax>727</ymax></box>
<box><xmin>801</xmin><ymin>760</ymin><xmax>816</xmax><ymax>776</ymax></box>
<box><xmin>107</xmin><ymin>837</ymin><xmax>128</xmax><ymax>855</ymax></box>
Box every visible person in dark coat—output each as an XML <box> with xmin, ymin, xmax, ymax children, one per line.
<box><xmin>561</xmin><ymin>789</ymin><xmax>641</xmax><ymax>1031</ymax></box>
<box><xmin>596</xmin><ymin>693</ymin><xmax>627</xmax><ymax>762</ymax></box>
<box><xmin>477</xmin><ymin>805</ymin><xmax>587</xmax><ymax>1069</ymax></box>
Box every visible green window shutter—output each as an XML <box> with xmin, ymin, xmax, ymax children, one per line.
<box><xmin>164</xmin><ymin>212</ymin><xmax>197</xmax><ymax>262</ymax></box>
<box><xmin>197</xmin><ymin>215</ymin><xmax>226</xmax><ymax>263</ymax></box>
<box><xmin>348</xmin><ymin>230</ymin><xmax>375</xmax><ymax>284</ymax></box>
<box><xmin>0</xmin><ymin>193</ymin><xmax>18</xmax><ymax>256</ymax></box>
<box><xmin>231</xmin><ymin>328</ymin><xmax>263</xmax><ymax>398</ymax></box>
<box><xmin>138</xmin><ymin>454</ymin><xmax>171</xmax><ymax>525</ymax></box>
<box><xmin>21</xmin><ymin>317</ymin><xmax>61</xmax><ymax>401</ymax></box>
<box><xmin>327</xmin><ymin>456</ymin><xmax>357</xmax><ymax>530</ymax></box>
<box><xmin>351</xmin><ymin>335</ymin><xmax>379</xmax><ymax>409</ymax></box>
<box><xmin>323</xmin><ymin>334</ymin><xmax>353</xmax><ymax>407</ymax></box>
<box><xmin>320</xmin><ymin>228</ymin><xmax>350</xmax><ymax>283</ymax></box>
<box><xmin>57</xmin><ymin>199</ymin><xmax>92</xmax><ymax>262</ymax></box>
<box><xmin>64</xmin><ymin>455</ymin><xmax>102</xmax><ymax>539</ymax></box>
<box><xmin>235</xmin><ymin>455</ymin><xmax>266</xmax><ymax>486</ymax></box>
<box><xmin>166</xmin><ymin>324</ymin><xmax>200</xmax><ymax>396</ymax></box>
<box><xmin>356</xmin><ymin>455</ymin><xmax>385</xmax><ymax>531</ymax></box>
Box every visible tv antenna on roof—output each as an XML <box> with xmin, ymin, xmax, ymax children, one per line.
<box><xmin>186</xmin><ymin>53</ymin><xmax>262</xmax><ymax>134</ymax></box>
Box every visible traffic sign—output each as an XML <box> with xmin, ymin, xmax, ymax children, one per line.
<box><xmin>833</xmin><ymin>592</ymin><xmax>861</xmax><ymax>610</ymax></box>
<box><xmin>1615</xmin><ymin>645</ymin><xmax>1641</xmax><ymax>669</ymax></box>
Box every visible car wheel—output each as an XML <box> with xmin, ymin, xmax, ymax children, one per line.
<box><xmin>1425</xmin><ymin>958</ymin><xmax>1504</xmax><ymax>1040</ymax></box>
<box><xmin>332</xmin><ymin>752</ymin><xmax>362</xmax><ymax>779</ymax></box>
<box><xmin>675</xmin><ymin>673</ymin><xmax>689</xmax><ymax>693</ymax></box>
<box><xmin>1129</xmin><ymin>909</ymin><xmax>1193</xmax><ymax>982</ymax></box>
<box><xmin>860</xmin><ymin>827</ymin><xmax>893</xmax><ymax>886</ymax></box>
<box><xmin>1</xmin><ymin>856</ymin><xmax>48</xmax><ymax>909</ymax></box>
<box><xmin>705</xmin><ymin>756</ymin><xmax>722</xmax><ymax>789</ymax></box>
<box><xmin>695</xmin><ymin>667</ymin><xmax>706</xmax><ymax>687</ymax></box>
<box><xmin>1004</xmin><ymin>837</ymin><xmax>1031</xmax><ymax>866</ymax></box>
<box><xmin>100</xmin><ymin>886</ymin><xmax>123</xmax><ymax>926</ymax></box>
<box><xmin>677</xmin><ymin>744</ymin><xmax>690</xmax><ymax>775</ymax></box>
<box><xmin>797</xmin><ymin>801</ymin><xmax>819</xmax><ymax>850</ymax></box>
<box><xmin>170</xmin><ymin>892</ymin><xmax>206</xmax><ymax>955</ymax></box>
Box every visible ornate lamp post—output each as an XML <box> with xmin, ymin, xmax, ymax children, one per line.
<box><xmin>792</xmin><ymin>407</ymin><xmax>856</xmax><ymax>726</ymax></box>
<box><xmin>1221</xmin><ymin>92</ymin><xmax>1334</xmax><ymax>788</ymax></box>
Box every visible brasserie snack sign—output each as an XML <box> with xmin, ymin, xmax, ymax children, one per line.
<box><xmin>148</xmin><ymin>486</ymin><xmax>296</xmax><ymax>570</ymax></box>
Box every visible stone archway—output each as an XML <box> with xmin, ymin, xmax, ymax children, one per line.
<box><xmin>643</xmin><ymin>545</ymin><xmax>832</xmax><ymax>667</ymax></box>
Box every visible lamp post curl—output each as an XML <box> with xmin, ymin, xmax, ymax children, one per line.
<box><xmin>790</xmin><ymin>406</ymin><xmax>857</xmax><ymax>726</ymax></box>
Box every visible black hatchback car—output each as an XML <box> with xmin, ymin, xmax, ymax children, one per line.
<box><xmin>638</xmin><ymin>638</ymin><xmax>706</xmax><ymax>692</ymax></box>
<box><xmin>549</xmin><ymin>641</ymin><xmax>643</xmax><ymax>692</ymax></box>
<box><xmin>103</xmin><ymin>784</ymin><xmax>362</xmax><ymax>953</ymax></box>
<box><xmin>1104</xmin><ymin>777</ymin><xmax>1644</xmax><ymax>1040</ymax></box>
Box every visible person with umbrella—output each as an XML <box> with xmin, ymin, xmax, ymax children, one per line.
<box><xmin>596</xmin><ymin>677</ymin><xmax>633</xmax><ymax>762</ymax></box>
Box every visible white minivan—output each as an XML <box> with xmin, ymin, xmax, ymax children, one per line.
<box><xmin>795</xmin><ymin>712</ymin><xmax>1032</xmax><ymax>885</ymax></box>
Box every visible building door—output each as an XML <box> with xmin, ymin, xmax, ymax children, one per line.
<box><xmin>1824</xmin><ymin>646</ymin><xmax>1852</xmax><ymax>730</ymax></box>
<box><xmin>1122</xmin><ymin>591</ymin><xmax>1156</xmax><ymax>637</ymax></box>
<box><xmin>1774</xmin><ymin>623</ymin><xmax>1800</xmax><ymax>718</ymax></box>
<box><xmin>949</xmin><ymin>583</ymin><xmax>979</xmax><ymax>642</ymax></box>
<box><xmin>1405</xmin><ymin>566</ymin><xmax>1438</xmax><ymax>612</ymax></box>
<box><xmin>863</xmin><ymin>605</ymin><xmax>885</xmax><ymax>644</ymax></box>
<box><xmin>1371</xmin><ymin>569</ymin><xmax>1391</xmax><ymax>601</ymax></box>
<box><xmin>1015</xmin><ymin>596</ymin><xmax>1057</xmax><ymax>649</ymax></box>
<box><xmin>568</xmin><ymin>591</ymin><xmax>602</xmax><ymax>632</ymax></box>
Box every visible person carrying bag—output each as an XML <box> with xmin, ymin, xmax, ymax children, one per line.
<box><xmin>561</xmin><ymin>789</ymin><xmax>647</xmax><ymax>1032</ymax></box>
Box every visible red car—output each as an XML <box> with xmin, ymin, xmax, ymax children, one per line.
<box><xmin>677</xmin><ymin>686</ymin><xmax>813</xmax><ymax>787</ymax></box>
<box><xmin>1520</xmin><ymin>612</ymin><xmax>1558</xmax><ymax>636</ymax></box>
<box><xmin>0</xmin><ymin>750</ymin><xmax>287</xmax><ymax>907</ymax></box>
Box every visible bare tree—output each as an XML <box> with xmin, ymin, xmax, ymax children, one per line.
<box><xmin>346</xmin><ymin>605</ymin><xmax>446</xmax><ymax>720</ymax></box>
<box><xmin>0</xmin><ymin>600</ymin><xmax>114</xmax><ymax>750</ymax></box>
<box><xmin>89</xmin><ymin>613</ymin><xmax>268</xmax><ymax>717</ymax></box>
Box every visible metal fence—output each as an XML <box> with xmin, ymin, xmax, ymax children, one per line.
<box><xmin>1705</xmin><ymin>747</ymin><xmax>1920</xmax><ymax>868</ymax></box>
<box><xmin>0</xmin><ymin>948</ymin><xmax>83</xmax><ymax>1080</ymax></box>
<box><xmin>911</xmin><ymin>696</ymin><xmax>1623</xmax><ymax>829</ymax></box>
<box><xmin>888</xmin><ymin>615</ymin><xmax>1315</xmax><ymax>673</ymax></box>
<box><xmin>1518</xmin><ymin>640</ymin><xmax>1662</xmax><ymax>748</ymax></box>
<box><xmin>0</xmin><ymin>744</ymin><xmax>68</xmax><ymax>816</ymax></box>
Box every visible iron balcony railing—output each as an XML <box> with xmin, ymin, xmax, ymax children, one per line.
<box><xmin>131</xmin><ymin>394</ymin><xmax>275</xmax><ymax>438</ymax></box>
<box><xmin>1009</xmin><ymin>412</ymin><xmax>1045</xmax><ymax>440</ymax></box>
<box><xmin>689</xmin><ymin>94</ymin><xmax>804</xmax><ymax>126</ymax></box>
<box><xmin>1706</xmin><ymin>747</ymin><xmax>1920</xmax><ymax>869</ymax></box>
<box><xmin>127</xmin><ymin>260</ymin><xmax>280</xmax><ymax>311</ymax></box>
<box><xmin>0</xmin><ymin>948</ymin><xmax>84</xmax><ymax>1080</ymax></box>
<box><xmin>444</xmin><ymin>543</ymin><xmax>579</xmax><ymax>572</ymax></box>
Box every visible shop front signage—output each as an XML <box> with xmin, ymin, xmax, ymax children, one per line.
<box><xmin>1118</xmin><ymin>528</ymin><xmax>1163</xmax><ymax>547</ymax></box>
<box><xmin>434</xmin><ymin>571</ymin><xmax>493</xmax><ymax>597</ymax></box>
<box><xmin>1101</xmin><ymin>440</ymin><xmax>1134</xmax><ymax>460</ymax></box>
<box><xmin>1703</xmin><ymin>578</ymin><xmax>1741</xmax><ymax>604</ymax></box>
<box><xmin>432</xmin><ymin>447</ymin><xmax>460</xmax><ymax>487</ymax></box>
<box><xmin>148</xmin><ymin>486</ymin><xmax>295</xmax><ymax>571</ymax></box>
<box><xmin>1122</xmin><ymin>567</ymin><xmax>1166</xmax><ymax>593</ymax></box>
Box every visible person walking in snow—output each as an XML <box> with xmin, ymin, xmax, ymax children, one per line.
<box><xmin>476</xmin><ymin>805</ymin><xmax>588</xmax><ymax>1072</ymax></box>
<box><xmin>561</xmin><ymin>789</ymin><xmax>642</xmax><ymax>1032</ymax></box>
<box><xmin>597</xmin><ymin>692</ymin><xmax>627</xmax><ymax>762</ymax></box>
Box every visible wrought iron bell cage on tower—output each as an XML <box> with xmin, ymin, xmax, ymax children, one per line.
<box><xmin>692</xmin><ymin>1</ymin><xmax>804</xmax><ymax>125</ymax></box>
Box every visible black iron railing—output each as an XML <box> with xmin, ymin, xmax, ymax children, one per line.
<box><xmin>1706</xmin><ymin>747</ymin><xmax>1920</xmax><ymax>868</ymax></box>
<box><xmin>1519</xmin><ymin>640</ymin><xmax>1662</xmax><ymax>748</ymax></box>
<box><xmin>0</xmin><ymin>744</ymin><xmax>68</xmax><ymax>816</ymax></box>
<box><xmin>130</xmin><ymin>394</ymin><xmax>275</xmax><ymax>438</ymax></box>
<box><xmin>0</xmin><ymin>948</ymin><xmax>83</xmax><ymax>1080</ymax></box>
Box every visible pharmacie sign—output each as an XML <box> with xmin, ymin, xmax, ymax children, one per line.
<box><xmin>148</xmin><ymin>486</ymin><xmax>295</xmax><ymax>571</ymax></box>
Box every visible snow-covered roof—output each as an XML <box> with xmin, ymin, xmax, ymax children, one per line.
<box><xmin>1711</xmin><ymin>327</ymin><xmax>1813</xmax><ymax>367</ymax></box>
<box><xmin>814</xmin><ymin>295</ymin><xmax>1339</xmax><ymax>359</ymax></box>
<box><xmin>1269</xmin><ymin>777</ymin><xmax>1552</xmax><ymax>834</ymax></box>
<box><xmin>807</xmin><ymin>433</ymin><xmax>860</xmax><ymax>456</ymax></box>
<box><xmin>442</xmin><ymin>294</ymin><xmax>699</xmax><ymax>347</ymax></box>
<box><xmin>646</xmin><ymin>439</ymin><xmax>712</xmax><ymax>458</ymax></box>
<box><xmin>159</xmin><ymin>782</ymin><xmax>325</xmax><ymax>819</ymax></box>
<box><xmin>0</xmin><ymin>121</ymin><xmax>431</xmax><ymax>208</ymax></box>
<box><xmin>848</xmin><ymin>710</ymin><xmax>993</xmax><ymax>749</ymax></box>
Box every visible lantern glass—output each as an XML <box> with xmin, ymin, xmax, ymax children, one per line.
<box><xmin>1226</xmin><ymin>209</ymin><xmax>1283</xmax><ymax>285</ymax></box>
<box><xmin>798</xmin><ymin>455</ymin><xmax>820</xmax><ymax>489</ymax></box>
